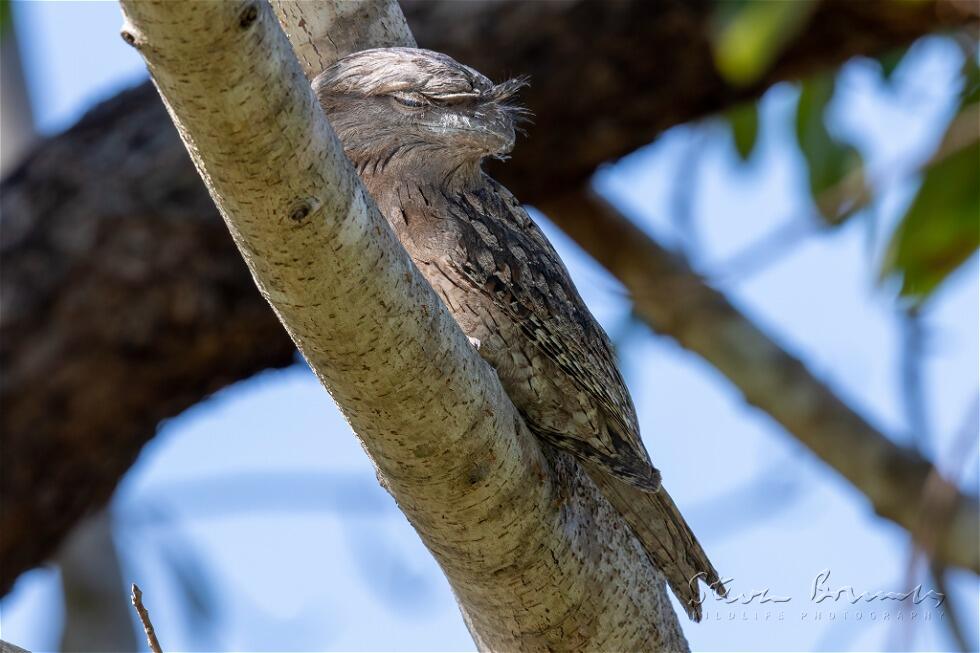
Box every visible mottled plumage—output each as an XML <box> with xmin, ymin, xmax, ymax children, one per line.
<box><xmin>314</xmin><ymin>47</ymin><xmax>722</xmax><ymax>619</ymax></box>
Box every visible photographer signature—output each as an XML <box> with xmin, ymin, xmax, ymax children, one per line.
<box><xmin>690</xmin><ymin>569</ymin><xmax>945</xmax><ymax>607</ymax></box>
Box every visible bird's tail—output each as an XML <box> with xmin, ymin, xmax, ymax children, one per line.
<box><xmin>587</xmin><ymin>465</ymin><xmax>724</xmax><ymax>621</ymax></box>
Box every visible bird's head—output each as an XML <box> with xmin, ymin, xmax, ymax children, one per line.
<box><xmin>313</xmin><ymin>47</ymin><xmax>528</xmax><ymax>181</ymax></box>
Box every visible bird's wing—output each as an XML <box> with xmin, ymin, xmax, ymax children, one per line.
<box><xmin>442</xmin><ymin>178</ymin><xmax>660</xmax><ymax>489</ymax></box>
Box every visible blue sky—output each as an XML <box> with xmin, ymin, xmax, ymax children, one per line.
<box><xmin>2</xmin><ymin>3</ymin><xmax>978</xmax><ymax>652</ymax></box>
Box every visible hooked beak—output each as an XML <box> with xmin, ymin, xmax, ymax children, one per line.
<box><xmin>485</xmin><ymin>76</ymin><xmax>533</xmax><ymax>137</ymax></box>
<box><xmin>486</xmin><ymin>75</ymin><xmax>530</xmax><ymax>103</ymax></box>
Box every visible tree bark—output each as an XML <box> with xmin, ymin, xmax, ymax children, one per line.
<box><xmin>1</xmin><ymin>0</ymin><xmax>974</xmax><ymax>594</ymax></box>
<box><xmin>115</xmin><ymin>0</ymin><xmax>687</xmax><ymax>648</ymax></box>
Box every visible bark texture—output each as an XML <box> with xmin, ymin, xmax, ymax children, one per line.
<box><xmin>114</xmin><ymin>0</ymin><xmax>687</xmax><ymax>648</ymax></box>
<box><xmin>1</xmin><ymin>0</ymin><xmax>975</xmax><ymax>594</ymax></box>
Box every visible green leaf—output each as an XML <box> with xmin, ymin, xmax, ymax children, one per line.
<box><xmin>712</xmin><ymin>0</ymin><xmax>818</xmax><ymax>87</ymax></box>
<box><xmin>881</xmin><ymin>54</ymin><xmax>980</xmax><ymax>303</ymax></box>
<box><xmin>794</xmin><ymin>75</ymin><xmax>865</xmax><ymax>223</ymax></box>
<box><xmin>726</xmin><ymin>101</ymin><xmax>760</xmax><ymax>161</ymax></box>
<box><xmin>960</xmin><ymin>55</ymin><xmax>979</xmax><ymax>106</ymax></box>
<box><xmin>882</xmin><ymin>124</ymin><xmax>980</xmax><ymax>303</ymax></box>
<box><xmin>0</xmin><ymin>0</ymin><xmax>11</xmax><ymax>38</ymax></box>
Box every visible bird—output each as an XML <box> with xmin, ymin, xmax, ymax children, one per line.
<box><xmin>313</xmin><ymin>47</ymin><xmax>723</xmax><ymax>620</ymax></box>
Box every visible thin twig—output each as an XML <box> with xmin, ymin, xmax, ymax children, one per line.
<box><xmin>131</xmin><ymin>584</ymin><xmax>163</xmax><ymax>653</ymax></box>
<box><xmin>898</xmin><ymin>395</ymin><xmax>980</xmax><ymax>650</ymax></box>
<box><xmin>897</xmin><ymin>305</ymin><xmax>931</xmax><ymax>652</ymax></box>
<box><xmin>712</xmin><ymin>216</ymin><xmax>816</xmax><ymax>281</ymax></box>
<box><xmin>900</xmin><ymin>307</ymin><xmax>930</xmax><ymax>454</ymax></box>
<box><xmin>929</xmin><ymin>561</ymin><xmax>970</xmax><ymax>653</ymax></box>
<box><xmin>669</xmin><ymin>129</ymin><xmax>706</xmax><ymax>250</ymax></box>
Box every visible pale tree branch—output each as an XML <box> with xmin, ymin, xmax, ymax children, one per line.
<box><xmin>116</xmin><ymin>0</ymin><xmax>687</xmax><ymax>649</ymax></box>
<box><xmin>271</xmin><ymin>0</ymin><xmax>416</xmax><ymax>79</ymax></box>
<box><xmin>537</xmin><ymin>188</ymin><xmax>980</xmax><ymax>573</ymax></box>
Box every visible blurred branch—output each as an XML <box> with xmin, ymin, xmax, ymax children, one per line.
<box><xmin>900</xmin><ymin>308</ymin><xmax>930</xmax><ymax>451</ymax></box>
<box><xmin>131</xmin><ymin>585</ymin><xmax>163</xmax><ymax>653</ymax></box>
<box><xmin>904</xmin><ymin>395</ymin><xmax>980</xmax><ymax>650</ymax></box>
<box><xmin>1</xmin><ymin>0</ymin><xmax>975</xmax><ymax>594</ymax></box>
<box><xmin>119</xmin><ymin>471</ymin><xmax>390</xmax><ymax>522</ymax></box>
<box><xmin>686</xmin><ymin>457</ymin><xmax>805</xmax><ymax>542</ymax></box>
<box><xmin>669</xmin><ymin>131</ymin><xmax>707</xmax><ymax>250</ymax></box>
<box><xmin>58</xmin><ymin>511</ymin><xmax>138</xmax><ymax>652</ymax></box>
<box><xmin>712</xmin><ymin>216</ymin><xmax>816</xmax><ymax>281</ymax></box>
<box><xmin>928</xmin><ymin>562</ymin><xmax>970</xmax><ymax>653</ymax></box>
<box><xmin>537</xmin><ymin>188</ymin><xmax>980</xmax><ymax>573</ymax></box>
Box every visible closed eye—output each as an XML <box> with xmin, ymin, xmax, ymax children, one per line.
<box><xmin>391</xmin><ymin>92</ymin><xmax>427</xmax><ymax>109</ymax></box>
<box><xmin>429</xmin><ymin>91</ymin><xmax>480</xmax><ymax>106</ymax></box>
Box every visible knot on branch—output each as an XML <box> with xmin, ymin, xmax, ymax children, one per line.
<box><xmin>239</xmin><ymin>3</ymin><xmax>259</xmax><ymax>30</ymax></box>
<box><xmin>119</xmin><ymin>26</ymin><xmax>141</xmax><ymax>49</ymax></box>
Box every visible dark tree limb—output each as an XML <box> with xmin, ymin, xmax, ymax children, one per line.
<box><xmin>0</xmin><ymin>86</ymin><xmax>296</xmax><ymax>592</ymax></box>
<box><xmin>1</xmin><ymin>0</ymin><xmax>974</xmax><ymax>594</ymax></box>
